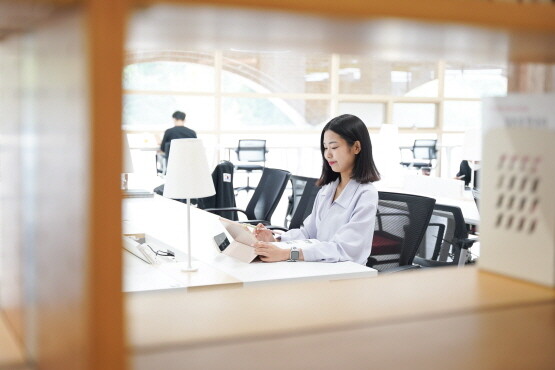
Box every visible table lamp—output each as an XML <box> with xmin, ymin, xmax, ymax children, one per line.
<box><xmin>121</xmin><ymin>135</ymin><xmax>135</xmax><ymax>190</ymax></box>
<box><xmin>163</xmin><ymin>138</ymin><xmax>215</xmax><ymax>272</ymax></box>
<box><xmin>373</xmin><ymin>124</ymin><xmax>403</xmax><ymax>188</ymax></box>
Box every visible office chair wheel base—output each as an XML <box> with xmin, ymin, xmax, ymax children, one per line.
<box><xmin>234</xmin><ymin>186</ymin><xmax>257</xmax><ymax>194</ymax></box>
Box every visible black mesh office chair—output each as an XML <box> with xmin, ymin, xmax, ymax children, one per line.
<box><xmin>367</xmin><ymin>191</ymin><xmax>436</xmax><ymax>273</ymax></box>
<box><xmin>205</xmin><ymin>167</ymin><xmax>290</xmax><ymax>225</ymax></box>
<box><xmin>266</xmin><ymin>175</ymin><xmax>319</xmax><ymax>232</ymax></box>
<box><xmin>283</xmin><ymin>175</ymin><xmax>319</xmax><ymax>229</ymax></box>
<box><xmin>156</xmin><ymin>152</ymin><xmax>166</xmax><ymax>175</ymax></box>
<box><xmin>413</xmin><ymin>204</ymin><xmax>477</xmax><ymax>267</ymax></box>
<box><xmin>400</xmin><ymin>139</ymin><xmax>438</xmax><ymax>170</ymax></box>
<box><xmin>234</xmin><ymin>139</ymin><xmax>268</xmax><ymax>193</ymax></box>
<box><xmin>155</xmin><ymin>141</ymin><xmax>173</xmax><ymax>176</ymax></box>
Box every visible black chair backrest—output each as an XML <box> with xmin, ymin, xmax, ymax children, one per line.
<box><xmin>288</xmin><ymin>176</ymin><xmax>319</xmax><ymax>230</ymax></box>
<box><xmin>197</xmin><ymin>161</ymin><xmax>238</xmax><ymax>221</ymax></box>
<box><xmin>414</xmin><ymin>204</ymin><xmax>468</xmax><ymax>266</ymax></box>
<box><xmin>236</xmin><ymin>139</ymin><xmax>267</xmax><ymax>162</ymax></box>
<box><xmin>368</xmin><ymin>191</ymin><xmax>436</xmax><ymax>271</ymax></box>
<box><xmin>412</xmin><ymin>139</ymin><xmax>437</xmax><ymax>160</ymax></box>
<box><xmin>245</xmin><ymin>168</ymin><xmax>290</xmax><ymax>223</ymax></box>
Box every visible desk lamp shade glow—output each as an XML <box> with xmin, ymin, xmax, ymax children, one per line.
<box><xmin>122</xmin><ymin>135</ymin><xmax>134</xmax><ymax>190</ymax></box>
<box><xmin>163</xmin><ymin>139</ymin><xmax>215</xmax><ymax>272</ymax></box>
<box><xmin>462</xmin><ymin>128</ymin><xmax>482</xmax><ymax>161</ymax></box>
<box><xmin>373</xmin><ymin>124</ymin><xmax>402</xmax><ymax>187</ymax></box>
<box><xmin>462</xmin><ymin>128</ymin><xmax>482</xmax><ymax>189</ymax></box>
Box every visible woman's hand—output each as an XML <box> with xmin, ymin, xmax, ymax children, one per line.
<box><xmin>253</xmin><ymin>223</ymin><xmax>276</xmax><ymax>242</ymax></box>
<box><xmin>253</xmin><ymin>241</ymin><xmax>289</xmax><ymax>262</ymax></box>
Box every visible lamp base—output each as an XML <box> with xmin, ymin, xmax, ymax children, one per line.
<box><xmin>182</xmin><ymin>264</ymin><xmax>199</xmax><ymax>272</ymax></box>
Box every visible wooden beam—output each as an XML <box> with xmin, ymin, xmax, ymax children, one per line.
<box><xmin>86</xmin><ymin>0</ymin><xmax>128</xmax><ymax>368</ymax></box>
<box><xmin>134</xmin><ymin>0</ymin><xmax>555</xmax><ymax>33</ymax></box>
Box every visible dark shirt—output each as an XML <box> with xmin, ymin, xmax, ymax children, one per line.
<box><xmin>160</xmin><ymin>126</ymin><xmax>197</xmax><ymax>155</ymax></box>
<box><xmin>456</xmin><ymin>160</ymin><xmax>472</xmax><ymax>187</ymax></box>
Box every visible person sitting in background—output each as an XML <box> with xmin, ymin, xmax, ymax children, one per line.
<box><xmin>455</xmin><ymin>160</ymin><xmax>472</xmax><ymax>186</ymax></box>
<box><xmin>159</xmin><ymin>110</ymin><xmax>197</xmax><ymax>159</ymax></box>
<box><xmin>253</xmin><ymin>114</ymin><xmax>380</xmax><ymax>265</ymax></box>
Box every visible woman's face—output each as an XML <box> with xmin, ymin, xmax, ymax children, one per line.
<box><xmin>323</xmin><ymin>130</ymin><xmax>360</xmax><ymax>177</ymax></box>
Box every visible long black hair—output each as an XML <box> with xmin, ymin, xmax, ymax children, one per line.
<box><xmin>317</xmin><ymin>114</ymin><xmax>380</xmax><ymax>186</ymax></box>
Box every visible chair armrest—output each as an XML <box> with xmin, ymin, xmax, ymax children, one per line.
<box><xmin>240</xmin><ymin>220</ymin><xmax>270</xmax><ymax>226</ymax></box>
<box><xmin>266</xmin><ymin>225</ymin><xmax>288</xmax><ymax>231</ymax></box>
<box><xmin>457</xmin><ymin>238</ymin><xmax>478</xmax><ymax>250</ymax></box>
<box><xmin>204</xmin><ymin>207</ymin><xmax>248</xmax><ymax>217</ymax></box>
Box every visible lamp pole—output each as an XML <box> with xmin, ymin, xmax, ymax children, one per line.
<box><xmin>183</xmin><ymin>198</ymin><xmax>198</xmax><ymax>272</ymax></box>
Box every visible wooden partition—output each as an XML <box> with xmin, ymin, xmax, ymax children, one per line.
<box><xmin>0</xmin><ymin>26</ymin><xmax>25</xmax><ymax>348</ymax></box>
<box><xmin>0</xmin><ymin>2</ymin><xmax>126</xmax><ymax>369</ymax></box>
<box><xmin>1</xmin><ymin>0</ymin><xmax>554</xmax><ymax>369</ymax></box>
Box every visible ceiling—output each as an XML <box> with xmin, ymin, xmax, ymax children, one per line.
<box><xmin>2</xmin><ymin>1</ymin><xmax>555</xmax><ymax>63</ymax></box>
<box><xmin>0</xmin><ymin>1</ymin><xmax>57</xmax><ymax>41</ymax></box>
<box><xmin>128</xmin><ymin>4</ymin><xmax>555</xmax><ymax>63</ymax></box>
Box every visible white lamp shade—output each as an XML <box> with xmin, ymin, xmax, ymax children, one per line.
<box><xmin>462</xmin><ymin>128</ymin><xmax>482</xmax><ymax>161</ymax></box>
<box><xmin>373</xmin><ymin>124</ymin><xmax>403</xmax><ymax>187</ymax></box>
<box><xmin>163</xmin><ymin>139</ymin><xmax>216</xmax><ymax>199</ymax></box>
<box><xmin>122</xmin><ymin>135</ymin><xmax>135</xmax><ymax>173</ymax></box>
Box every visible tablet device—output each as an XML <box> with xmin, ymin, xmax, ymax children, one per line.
<box><xmin>214</xmin><ymin>232</ymin><xmax>230</xmax><ymax>251</ymax></box>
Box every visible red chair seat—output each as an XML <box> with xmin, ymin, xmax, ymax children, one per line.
<box><xmin>372</xmin><ymin>232</ymin><xmax>402</xmax><ymax>255</ymax></box>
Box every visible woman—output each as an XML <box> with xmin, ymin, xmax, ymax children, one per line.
<box><xmin>253</xmin><ymin>114</ymin><xmax>380</xmax><ymax>265</ymax></box>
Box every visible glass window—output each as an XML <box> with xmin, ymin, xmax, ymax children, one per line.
<box><xmin>220</xmin><ymin>133</ymin><xmax>322</xmax><ymax>177</ymax></box>
<box><xmin>393</xmin><ymin>103</ymin><xmax>436</xmax><ymax>128</ymax></box>
<box><xmin>337</xmin><ymin>102</ymin><xmax>385</xmax><ymax>127</ymax></box>
<box><xmin>222</xmin><ymin>51</ymin><xmax>331</xmax><ymax>94</ymax></box>
<box><xmin>339</xmin><ymin>56</ymin><xmax>437</xmax><ymax>97</ymax></box>
<box><xmin>120</xmin><ymin>52</ymin><xmax>507</xmax><ymax>183</ymax></box>
<box><xmin>221</xmin><ymin>97</ymin><xmax>329</xmax><ymax>128</ymax></box>
<box><xmin>443</xmin><ymin>101</ymin><xmax>482</xmax><ymax>130</ymax></box>
<box><xmin>123</xmin><ymin>94</ymin><xmax>215</xmax><ymax>130</ymax></box>
<box><xmin>444</xmin><ymin>63</ymin><xmax>507</xmax><ymax>98</ymax></box>
<box><xmin>123</xmin><ymin>60</ymin><xmax>215</xmax><ymax>92</ymax></box>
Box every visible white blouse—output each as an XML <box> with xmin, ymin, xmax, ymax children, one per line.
<box><xmin>280</xmin><ymin>178</ymin><xmax>378</xmax><ymax>265</ymax></box>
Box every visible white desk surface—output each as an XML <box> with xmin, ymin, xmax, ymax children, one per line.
<box><xmin>123</xmin><ymin>195</ymin><xmax>377</xmax><ymax>291</ymax></box>
<box><xmin>435</xmin><ymin>190</ymin><xmax>479</xmax><ymax>225</ymax></box>
<box><xmin>123</xmin><ymin>250</ymin><xmax>242</xmax><ymax>292</ymax></box>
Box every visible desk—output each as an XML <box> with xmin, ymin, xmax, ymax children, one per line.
<box><xmin>124</xmin><ymin>250</ymin><xmax>242</xmax><ymax>292</ymax></box>
<box><xmin>128</xmin><ymin>267</ymin><xmax>555</xmax><ymax>369</ymax></box>
<box><xmin>435</xmin><ymin>190</ymin><xmax>480</xmax><ymax>225</ymax></box>
<box><xmin>123</xmin><ymin>195</ymin><xmax>377</xmax><ymax>291</ymax></box>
